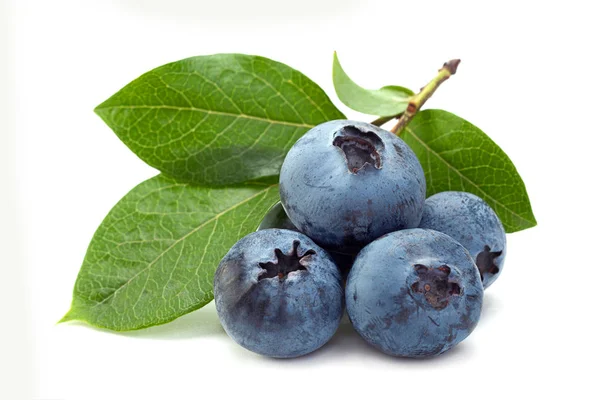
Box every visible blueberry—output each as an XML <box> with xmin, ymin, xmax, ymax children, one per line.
<box><xmin>214</xmin><ymin>229</ymin><xmax>344</xmax><ymax>358</ymax></box>
<box><xmin>418</xmin><ymin>191</ymin><xmax>506</xmax><ymax>289</ymax></box>
<box><xmin>257</xmin><ymin>201</ymin><xmax>357</xmax><ymax>277</ymax></box>
<box><xmin>279</xmin><ymin>120</ymin><xmax>426</xmax><ymax>251</ymax></box>
<box><xmin>346</xmin><ymin>229</ymin><xmax>483</xmax><ymax>358</ymax></box>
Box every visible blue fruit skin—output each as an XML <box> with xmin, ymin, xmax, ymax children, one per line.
<box><xmin>346</xmin><ymin>229</ymin><xmax>483</xmax><ymax>358</ymax></box>
<box><xmin>418</xmin><ymin>191</ymin><xmax>506</xmax><ymax>289</ymax></box>
<box><xmin>214</xmin><ymin>229</ymin><xmax>344</xmax><ymax>358</ymax></box>
<box><xmin>257</xmin><ymin>201</ymin><xmax>357</xmax><ymax>276</ymax></box>
<box><xmin>279</xmin><ymin>120</ymin><xmax>426</xmax><ymax>251</ymax></box>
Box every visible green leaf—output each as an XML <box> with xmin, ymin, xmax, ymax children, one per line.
<box><xmin>332</xmin><ymin>51</ymin><xmax>413</xmax><ymax>117</ymax></box>
<box><xmin>403</xmin><ymin>109</ymin><xmax>536</xmax><ymax>233</ymax></box>
<box><xmin>379</xmin><ymin>85</ymin><xmax>415</xmax><ymax>97</ymax></box>
<box><xmin>95</xmin><ymin>54</ymin><xmax>344</xmax><ymax>186</ymax></box>
<box><xmin>60</xmin><ymin>174</ymin><xmax>279</xmax><ymax>331</ymax></box>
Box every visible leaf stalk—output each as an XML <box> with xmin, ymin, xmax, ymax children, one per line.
<box><xmin>370</xmin><ymin>115</ymin><xmax>396</xmax><ymax>126</ymax></box>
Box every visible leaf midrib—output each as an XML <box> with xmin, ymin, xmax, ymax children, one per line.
<box><xmin>90</xmin><ymin>183</ymin><xmax>277</xmax><ymax>309</ymax></box>
<box><xmin>95</xmin><ymin>104</ymin><xmax>314</xmax><ymax>129</ymax></box>
<box><xmin>404</xmin><ymin>126</ymin><xmax>533</xmax><ymax>227</ymax></box>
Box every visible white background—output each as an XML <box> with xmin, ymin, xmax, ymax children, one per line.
<box><xmin>2</xmin><ymin>0</ymin><xmax>599</xmax><ymax>399</ymax></box>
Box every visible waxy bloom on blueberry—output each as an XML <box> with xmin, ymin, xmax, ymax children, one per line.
<box><xmin>214</xmin><ymin>229</ymin><xmax>344</xmax><ymax>358</ymax></box>
<box><xmin>279</xmin><ymin>120</ymin><xmax>426</xmax><ymax>252</ymax></box>
<box><xmin>257</xmin><ymin>201</ymin><xmax>357</xmax><ymax>276</ymax></box>
<box><xmin>419</xmin><ymin>191</ymin><xmax>506</xmax><ymax>289</ymax></box>
<box><xmin>346</xmin><ymin>229</ymin><xmax>483</xmax><ymax>358</ymax></box>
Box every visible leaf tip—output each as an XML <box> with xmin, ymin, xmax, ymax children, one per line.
<box><xmin>58</xmin><ymin>309</ymin><xmax>77</xmax><ymax>324</ymax></box>
<box><xmin>332</xmin><ymin>51</ymin><xmax>341</xmax><ymax>73</ymax></box>
<box><xmin>528</xmin><ymin>212</ymin><xmax>538</xmax><ymax>228</ymax></box>
<box><xmin>93</xmin><ymin>102</ymin><xmax>107</xmax><ymax>116</ymax></box>
<box><xmin>523</xmin><ymin>216</ymin><xmax>538</xmax><ymax>232</ymax></box>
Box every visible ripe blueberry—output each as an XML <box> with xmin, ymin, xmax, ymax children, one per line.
<box><xmin>257</xmin><ymin>201</ymin><xmax>357</xmax><ymax>276</ymax></box>
<box><xmin>214</xmin><ymin>229</ymin><xmax>344</xmax><ymax>358</ymax></box>
<box><xmin>418</xmin><ymin>191</ymin><xmax>506</xmax><ymax>289</ymax></box>
<box><xmin>279</xmin><ymin>120</ymin><xmax>426</xmax><ymax>252</ymax></box>
<box><xmin>346</xmin><ymin>229</ymin><xmax>483</xmax><ymax>358</ymax></box>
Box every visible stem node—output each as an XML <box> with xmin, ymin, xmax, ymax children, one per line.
<box><xmin>389</xmin><ymin>59</ymin><xmax>461</xmax><ymax>136</ymax></box>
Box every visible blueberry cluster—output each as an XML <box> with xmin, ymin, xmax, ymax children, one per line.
<box><xmin>214</xmin><ymin>120</ymin><xmax>506</xmax><ymax>359</ymax></box>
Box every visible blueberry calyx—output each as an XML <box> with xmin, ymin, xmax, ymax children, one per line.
<box><xmin>258</xmin><ymin>240</ymin><xmax>315</xmax><ymax>281</ymax></box>
<box><xmin>332</xmin><ymin>125</ymin><xmax>384</xmax><ymax>174</ymax></box>
<box><xmin>475</xmin><ymin>245</ymin><xmax>502</xmax><ymax>281</ymax></box>
<box><xmin>410</xmin><ymin>264</ymin><xmax>462</xmax><ymax>309</ymax></box>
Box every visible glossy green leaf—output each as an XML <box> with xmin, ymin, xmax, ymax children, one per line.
<box><xmin>332</xmin><ymin>52</ymin><xmax>413</xmax><ymax>116</ymax></box>
<box><xmin>61</xmin><ymin>174</ymin><xmax>279</xmax><ymax>331</ymax></box>
<box><xmin>95</xmin><ymin>54</ymin><xmax>344</xmax><ymax>185</ymax></box>
<box><xmin>403</xmin><ymin>109</ymin><xmax>536</xmax><ymax>233</ymax></box>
